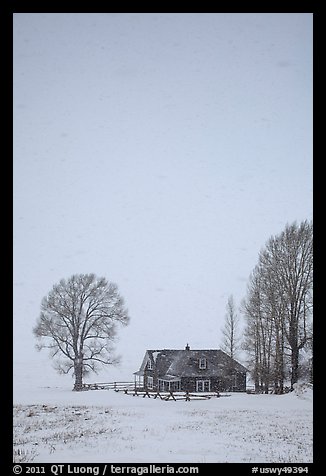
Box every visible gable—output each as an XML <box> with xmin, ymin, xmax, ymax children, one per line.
<box><xmin>138</xmin><ymin>351</ymin><xmax>152</xmax><ymax>372</ymax></box>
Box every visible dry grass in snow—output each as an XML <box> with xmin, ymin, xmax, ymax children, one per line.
<box><xmin>13</xmin><ymin>384</ymin><xmax>313</xmax><ymax>464</ymax></box>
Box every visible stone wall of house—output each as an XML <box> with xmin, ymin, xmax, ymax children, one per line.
<box><xmin>217</xmin><ymin>371</ymin><xmax>247</xmax><ymax>392</ymax></box>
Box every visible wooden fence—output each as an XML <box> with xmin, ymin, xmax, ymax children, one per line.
<box><xmin>82</xmin><ymin>381</ymin><xmax>229</xmax><ymax>401</ymax></box>
<box><xmin>82</xmin><ymin>381</ymin><xmax>136</xmax><ymax>391</ymax></box>
<box><xmin>128</xmin><ymin>389</ymin><xmax>223</xmax><ymax>401</ymax></box>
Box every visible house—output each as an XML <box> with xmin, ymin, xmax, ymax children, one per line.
<box><xmin>134</xmin><ymin>344</ymin><xmax>248</xmax><ymax>393</ymax></box>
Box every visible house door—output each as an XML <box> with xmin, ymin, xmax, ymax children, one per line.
<box><xmin>196</xmin><ymin>380</ymin><xmax>210</xmax><ymax>392</ymax></box>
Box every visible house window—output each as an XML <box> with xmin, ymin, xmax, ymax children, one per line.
<box><xmin>147</xmin><ymin>359</ymin><xmax>153</xmax><ymax>370</ymax></box>
<box><xmin>158</xmin><ymin>379</ymin><xmax>181</xmax><ymax>392</ymax></box>
<box><xmin>199</xmin><ymin>358</ymin><xmax>207</xmax><ymax>369</ymax></box>
<box><xmin>147</xmin><ymin>376</ymin><xmax>153</xmax><ymax>389</ymax></box>
<box><xmin>196</xmin><ymin>380</ymin><xmax>211</xmax><ymax>392</ymax></box>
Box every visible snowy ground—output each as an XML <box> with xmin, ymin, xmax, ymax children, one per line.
<box><xmin>13</xmin><ymin>377</ymin><xmax>313</xmax><ymax>464</ymax></box>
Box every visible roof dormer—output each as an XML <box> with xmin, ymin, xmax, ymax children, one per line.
<box><xmin>199</xmin><ymin>357</ymin><xmax>207</xmax><ymax>369</ymax></box>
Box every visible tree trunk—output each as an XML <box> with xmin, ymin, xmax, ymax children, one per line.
<box><xmin>291</xmin><ymin>346</ymin><xmax>299</xmax><ymax>390</ymax></box>
<box><xmin>274</xmin><ymin>320</ymin><xmax>285</xmax><ymax>394</ymax></box>
<box><xmin>309</xmin><ymin>356</ymin><xmax>313</xmax><ymax>384</ymax></box>
<box><xmin>73</xmin><ymin>360</ymin><xmax>84</xmax><ymax>391</ymax></box>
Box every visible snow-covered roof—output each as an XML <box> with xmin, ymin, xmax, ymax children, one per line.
<box><xmin>137</xmin><ymin>349</ymin><xmax>248</xmax><ymax>378</ymax></box>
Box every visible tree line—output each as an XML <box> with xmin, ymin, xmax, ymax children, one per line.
<box><xmin>221</xmin><ymin>220</ymin><xmax>313</xmax><ymax>393</ymax></box>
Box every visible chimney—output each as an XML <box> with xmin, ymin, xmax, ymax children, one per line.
<box><xmin>185</xmin><ymin>343</ymin><xmax>190</xmax><ymax>351</ymax></box>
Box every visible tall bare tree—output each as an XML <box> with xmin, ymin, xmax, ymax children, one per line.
<box><xmin>33</xmin><ymin>273</ymin><xmax>130</xmax><ymax>390</ymax></box>
<box><xmin>242</xmin><ymin>266</ymin><xmax>273</xmax><ymax>393</ymax></box>
<box><xmin>221</xmin><ymin>295</ymin><xmax>241</xmax><ymax>361</ymax></box>
<box><xmin>242</xmin><ymin>264</ymin><xmax>285</xmax><ymax>393</ymax></box>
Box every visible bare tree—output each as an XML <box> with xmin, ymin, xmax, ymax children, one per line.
<box><xmin>262</xmin><ymin>221</ymin><xmax>313</xmax><ymax>389</ymax></box>
<box><xmin>242</xmin><ymin>267</ymin><xmax>274</xmax><ymax>393</ymax></box>
<box><xmin>221</xmin><ymin>295</ymin><xmax>241</xmax><ymax>361</ymax></box>
<box><xmin>243</xmin><ymin>220</ymin><xmax>313</xmax><ymax>392</ymax></box>
<box><xmin>33</xmin><ymin>273</ymin><xmax>130</xmax><ymax>390</ymax></box>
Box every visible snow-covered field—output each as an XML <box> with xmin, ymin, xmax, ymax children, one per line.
<box><xmin>13</xmin><ymin>381</ymin><xmax>313</xmax><ymax>464</ymax></box>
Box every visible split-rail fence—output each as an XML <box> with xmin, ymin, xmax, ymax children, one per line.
<box><xmin>82</xmin><ymin>381</ymin><xmax>229</xmax><ymax>401</ymax></box>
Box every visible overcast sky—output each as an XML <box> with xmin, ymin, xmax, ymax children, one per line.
<box><xmin>13</xmin><ymin>13</ymin><xmax>313</xmax><ymax>385</ymax></box>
